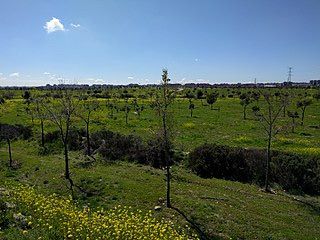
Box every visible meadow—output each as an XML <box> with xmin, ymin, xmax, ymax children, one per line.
<box><xmin>0</xmin><ymin>86</ymin><xmax>320</xmax><ymax>239</ymax></box>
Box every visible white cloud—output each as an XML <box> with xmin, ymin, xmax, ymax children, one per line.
<box><xmin>70</xmin><ymin>23</ymin><xmax>81</xmax><ymax>28</ymax></box>
<box><xmin>44</xmin><ymin>17</ymin><xmax>65</xmax><ymax>33</ymax></box>
<box><xmin>195</xmin><ymin>58</ymin><xmax>200</xmax><ymax>62</ymax></box>
<box><xmin>43</xmin><ymin>72</ymin><xmax>51</xmax><ymax>75</ymax></box>
<box><xmin>9</xmin><ymin>72</ymin><xmax>20</xmax><ymax>77</ymax></box>
<box><xmin>127</xmin><ymin>76</ymin><xmax>134</xmax><ymax>80</ymax></box>
<box><xmin>0</xmin><ymin>73</ymin><xmax>3</xmax><ymax>76</ymax></box>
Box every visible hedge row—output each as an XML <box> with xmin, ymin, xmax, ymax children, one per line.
<box><xmin>188</xmin><ymin>143</ymin><xmax>320</xmax><ymax>195</ymax></box>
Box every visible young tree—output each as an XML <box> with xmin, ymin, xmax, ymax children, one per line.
<box><xmin>0</xmin><ymin>124</ymin><xmax>19</xmax><ymax>168</ymax></box>
<box><xmin>239</xmin><ymin>93</ymin><xmax>252</xmax><ymax>120</ymax></box>
<box><xmin>76</xmin><ymin>100</ymin><xmax>99</xmax><ymax>156</ymax></box>
<box><xmin>297</xmin><ymin>98</ymin><xmax>312</xmax><ymax>126</ymax></box>
<box><xmin>42</xmin><ymin>90</ymin><xmax>77</xmax><ymax>189</ymax></box>
<box><xmin>280</xmin><ymin>93</ymin><xmax>290</xmax><ymax>117</ymax></box>
<box><xmin>188</xmin><ymin>98</ymin><xmax>195</xmax><ymax>117</ymax></box>
<box><xmin>31</xmin><ymin>97</ymin><xmax>46</xmax><ymax>147</ymax></box>
<box><xmin>206</xmin><ymin>92</ymin><xmax>218</xmax><ymax>110</ymax></box>
<box><xmin>313</xmin><ymin>91</ymin><xmax>320</xmax><ymax>101</ymax></box>
<box><xmin>287</xmin><ymin>111</ymin><xmax>299</xmax><ymax>133</ymax></box>
<box><xmin>153</xmin><ymin>69</ymin><xmax>174</xmax><ymax>207</ymax></box>
<box><xmin>124</xmin><ymin>98</ymin><xmax>131</xmax><ymax>124</ymax></box>
<box><xmin>254</xmin><ymin>92</ymin><xmax>284</xmax><ymax>192</ymax></box>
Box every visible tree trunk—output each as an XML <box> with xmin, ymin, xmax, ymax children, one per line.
<box><xmin>64</xmin><ymin>141</ymin><xmax>70</xmax><ymax>179</ymax></box>
<box><xmin>243</xmin><ymin>106</ymin><xmax>247</xmax><ymax>120</ymax></box>
<box><xmin>7</xmin><ymin>138</ymin><xmax>13</xmax><ymax>168</ymax></box>
<box><xmin>265</xmin><ymin>132</ymin><xmax>272</xmax><ymax>192</ymax></box>
<box><xmin>41</xmin><ymin>119</ymin><xmax>45</xmax><ymax>147</ymax></box>
<box><xmin>210</xmin><ymin>104</ymin><xmax>213</xmax><ymax>110</ymax></box>
<box><xmin>190</xmin><ymin>109</ymin><xmax>193</xmax><ymax>117</ymax></box>
<box><xmin>86</xmin><ymin>122</ymin><xmax>91</xmax><ymax>156</ymax></box>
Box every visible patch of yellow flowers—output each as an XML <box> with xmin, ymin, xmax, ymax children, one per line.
<box><xmin>5</xmin><ymin>184</ymin><xmax>198</xmax><ymax>239</ymax></box>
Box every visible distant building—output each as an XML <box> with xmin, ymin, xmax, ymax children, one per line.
<box><xmin>310</xmin><ymin>80</ymin><xmax>320</xmax><ymax>86</ymax></box>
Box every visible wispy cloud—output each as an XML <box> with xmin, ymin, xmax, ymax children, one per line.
<box><xmin>127</xmin><ymin>76</ymin><xmax>134</xmax><ymax>80</ymax></box>
<box><xmin>44</xmin><ymin>17</ymin><xmax>65</xmax><ymax>33</ymax></box>
<box><xmin>195</xmin><ymin>58</ymin><xmax>200</xmax><ymax>62</ymax></box>
<box><xmin>43</xmin><ymin>72</ymin><xmax>51</xmax><ymax>75</ymax></box>
<box><xmin>9</xmin><ymin>72</ymin><xmax>20</xmax><ymax>77</ymax></box>
<box><xmin>70</xmin><ymin>23</ymin><xmax>81</xmax><ymax>28</ymax></box>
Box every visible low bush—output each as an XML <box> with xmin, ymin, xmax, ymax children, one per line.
<box><xmin>188</xmin><ymin>143</ymin><xmax>320</xmax><ymax>195</ymax></box>
<box><xmin>90</xmin><ymin>129</ymin><xmax>177</xmax><ymax>168</ymax></box>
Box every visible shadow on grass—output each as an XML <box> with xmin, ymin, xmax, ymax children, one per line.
<box><xmin>170</xmin><ymin>205</ymin><xmax>223</xmax><ymax>240</ymax></box>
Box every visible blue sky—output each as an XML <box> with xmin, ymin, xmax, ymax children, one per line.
<box><xmin>0</xmin><ymin>0</ymin><xmax>320</xmax><ymax>86</ymax></box>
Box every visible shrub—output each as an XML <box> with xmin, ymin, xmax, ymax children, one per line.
<box><xmin>188</xmin><ymin>144</ymin><xmax>250</xmax><ymax>182</ymax></box>
<box><xmin>90</xmin><ymin>129</ymin><xmax>177</xmax><ymax>168</ymax></box>
<box><xmin>188</xmin><ymin>143</ymin><xmax>320</xmax><ymax>195</ymax></box>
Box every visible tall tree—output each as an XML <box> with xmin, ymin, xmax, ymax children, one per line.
<box><xmin>76</xmin><ymin>100</ymin><xmax>99</xmax><ymax>156</ymax></box>
<box><xmin>153</xmin><ymin>69</ymin><xmax>174</xmax><ymax>207</ymax></box>
<box><xmin>254</xmin><ymin>92</ymin><xmax>284</xmax><ymax>192</ymax></box>
<box><xmin>42</xmin><ymin>90</ymin><xmax>77</xmax><ymax>190</ymax></box>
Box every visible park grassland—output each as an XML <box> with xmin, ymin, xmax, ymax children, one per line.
<box><xmin>0</xmin><ymin>87</ymin><xmax>320</xmax><ymax>239</ymax></box>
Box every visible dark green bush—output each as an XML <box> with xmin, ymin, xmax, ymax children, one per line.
<box><xmin>188</xmin><ymin>143</ymin><xmax>320</xmax><ymax>195</ymax></box>
<box><xmin>188</xmin><ymin>144</ymin><xmax>250</xmax><ymax>182</ymax></box>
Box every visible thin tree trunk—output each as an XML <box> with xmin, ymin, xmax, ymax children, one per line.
<box><xmin>243</xmin><ymin>106</ymin><xmax>247</xmax><ymax>120</ymax></box>
<box><xmin>163</xmin><ymin>112</ymin><xmax>171</xmax><ymax>208</ymax></box>
<box><xmin>265</xmin><ymin>131</ymin><xmax>271</xmax><ymax>191</ymax></box>
<box><xmin>64</xmin><ymin>141</ymin><xmax>70</xmax><ymax>179</ymax></box>
<box><xmin>7</xmin><ymin>138</ymin><xmax>12</xmax><ymax>168</ymax></box>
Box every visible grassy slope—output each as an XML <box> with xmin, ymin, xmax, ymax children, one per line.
<box><xmin>1</xmin><ymin>141</ymin><xmax>320</xmax><ymax>240</ymax></box>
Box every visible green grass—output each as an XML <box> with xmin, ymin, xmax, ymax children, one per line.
<box><xmin>1</xmin><ymin>94</ymin><xmax>320</xmax><ymax>155</ymax></box>
<box><xmin>1</xmin><ymin>140</ymin><xmax>320</xmax><ymax>239</ymax></box>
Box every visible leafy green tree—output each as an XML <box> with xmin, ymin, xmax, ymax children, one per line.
<box><xmin>313</xmin><ymin>91</ymin><xmax>320</xmax><ymax>101</ymax></box>
<box><xmin>206</xmin><ymin>92</ymin><xmax>218</xmax><ymax>110</ymax></box>
<box><xmin>189</xmin><ymin>99</ymin><xmax>195</xmax><ymax>117</ymax></box>
<box><xmin>240</xmin><ymin>93</ymin><xmax>252</xmax><ymax>120</ymax></box>
<box><xmin>0</xmin><ymin>124</ymin><xmax>19</xmax><ymax>168</ymax></box>
<box><xmin>153</xmin><ymin>69</ymin><xmax>175</xmax><ymax>207</ymax></box>
<box><xmin>296</xmin><ymin>98</ymin><xmax>312</xmax><ymax>126</ymax></box>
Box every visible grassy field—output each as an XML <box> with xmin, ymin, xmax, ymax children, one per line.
<box><xmin>1</xmin><ymin>87</ymin><xmax>320</xmax><ymax>239</ymax></box>
<box><xmin>1</xmin><ymin>88</ymin><xmax>320</xmax><ymax>154</ymax></box>
<box><xmin>0</xmin><ymin>140</ymin><xmax>320</xmax><ymax>239</ymax></box>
